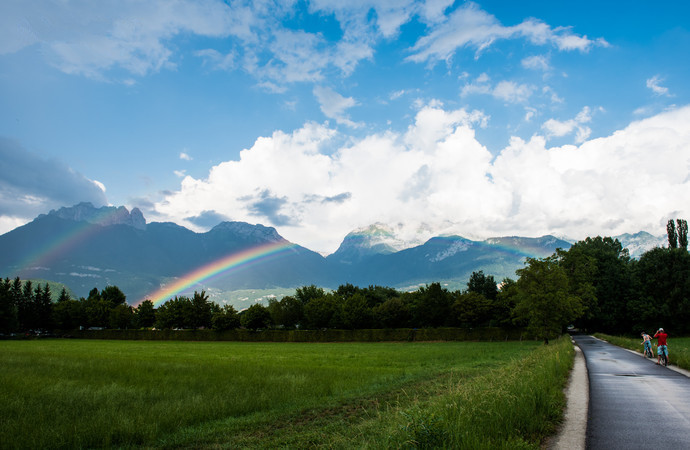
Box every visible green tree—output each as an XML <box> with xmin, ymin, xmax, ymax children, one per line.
<box><xmin>134</xmin><ymin>300</ymin><xmax>156</xmax><ymax>328</ymax></box>
<box><xmin>678</xmin><ymin>219</ymin><xmax>688</xmax><ymax>250</ymax></box>
<box><xmin>362</xmin><ymin>285</ymin><xmax>399</xmax><ymax>308</ymax></box>
<box><xmin>340</xmin><ymin>293</ymin><xmax>372</xmax><ymax>329</ymax></box>
<box><xmin>494</xmin><ymin>278</ymin><xmax>519</xmax><ymax>327</ymax></box>
<box><xmin>109</xmin><ymin>304</ymin><xmax>134</xmax><ymax>329</ymax></box>
<box><xmin>557</xmin><ymin>236</ymin><xmax>631</xmax><ymax>333</ymax></box>
<box><xmin>82</xmin><ymin>293</ymin><xmax>111</xmax><ymax>328</ymax></box>
<box><xmin>53</xmin><ymin>299</ymin><xmax>83</xmax><ymax>330</ymax></box>
<box><xmin>629</xmin><ymin>247</ymin><xmax>690</xmax><ymax>333</ymax></box>
<box><xmin>155</xmin><ymin>296</ymin><xmax>192</xmax><ymax>329</ymax></box>
<box><xmin>211</xmin><ymin>305</ymin><xmax>241</xmax><ymax>330</ymax></box>
<box><xmin>189</xmin><ymin>290</ymin><xmax>213</xmax><ymax>329</ymax></box>
<box><xmin>410</xmin><ymin>283</ymin><xmax>453</xmax><ymax>327</ymax></box>
<box><xmin>466</xmin><ymin>271</ymin><xmax>498</xmax><ymax>301</ymax></box>
<box><xmin>452</xmin><ymin>291</ymin><xmax>493</xmax><ymax>326</ymax></box>
<box><xmin>668</xmin><ymin>219</ymin><xmax>678</xmax><ymax>249</ymax></box>
<box><xmin>303</xmin><ymin>294</ymin><xmax>339</xmax><ymax>329</ymax></box>
<box><xmin>372</xmin><ymin>297</ymin><xmax>410</xmax><ymax>329</ymax></box>
<box><xmin>514</xmin><ymin>257</ymin><xmax>584</xmax><ymax>343</ymax></box>
<box><xmin>101</xmin><ymin>285</ymin><xmax>127</xmax><ymax>308</ymax></box>
<box><xmin>0</xmin><ymin>278</ymin><xmax>18</xmax><ymax>333</ymax></box>
<box><xmin>267</xmin><ymin>296</ymin><xmax>303</xmax><ymax>329</ymax></box>
<box><xmin>57</xmin><ymin>288</ymin><xmax>71</xmax><ymax>303</ymax></box>
<box><xmin>34</xmin><ymin>283</ymin><xmax>54</xmax><ymax>330</ymax></box>
<box><xmin>18</xmin><ymin>280</ymin><xmax>34</xmax><ymax>330</ymax></box>
<box><xmin>295</xmin><ymin>285</ymin><xmax>326</xmax><ymax>305</ymax></box>
<box><xmin>240</xmin><ymin>303</ymin><xmax>272</xmax><ymax>330</ymax></box>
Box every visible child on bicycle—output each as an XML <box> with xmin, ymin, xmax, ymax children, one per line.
<box><xmin>654</xmin><ymin>328</ymin><xmax>668</xmax><ymax>365</ymax></box>
<box><xmin>641</xmin><ymin>331</ymin><xmax>654</xmax><ymax>358</ymax></box>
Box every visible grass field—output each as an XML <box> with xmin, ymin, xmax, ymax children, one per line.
<box><xmin>0</xmin><ymin>338</ymin><xmax>573</xmax><ymax>449</ymax></box>
<box><xmin>594</xmin><ymin>333</ymin><xmax>690</xmax><ymax>371</ymax></box>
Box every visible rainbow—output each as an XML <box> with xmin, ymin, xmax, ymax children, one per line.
<box><xmin>16</xmin><ymin>207</ymin><xmax>129</xmax><ymax>274</ymax></box>
<box><xmin>139</xmin><ymin>240</ymin><xmax>298</xmax><ymax>307</ymax></box>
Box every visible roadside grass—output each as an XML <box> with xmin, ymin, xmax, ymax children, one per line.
<box><xmin>0</xmin><ymin>338</ymin><xmax>572</xmax><ymax>449</ymax></box>
<box><xmin>594</xmin><ymin>333</ymin><xmax>690</xmax><ymax>371</ymax></box>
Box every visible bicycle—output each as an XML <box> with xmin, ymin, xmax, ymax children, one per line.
<box><xmin>643</xmin><ymin>345</ymin><xmax>654</xmax><ymax>359</ymax></box>
<box><xmin>657</xmin><ymin>344</ymin><xmax>668</xmax><ymax>366</ymax></box>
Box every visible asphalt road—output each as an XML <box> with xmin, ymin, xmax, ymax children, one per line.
<box><xmin>572</xmin><ymin>335</ymin><xmax>690</xmax><ymax>450</ymax></box>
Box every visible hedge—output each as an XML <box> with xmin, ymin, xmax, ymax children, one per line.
<box><xmin>63</xmin><ymin>327</ymin><xmax>529</xmax><ymax>342</ymax></box>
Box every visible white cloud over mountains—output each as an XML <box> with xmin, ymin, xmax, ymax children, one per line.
<box><xmin>152</xmin><ymin>104</ymin><xmax>690</xmax><ymax>254</ymax></box>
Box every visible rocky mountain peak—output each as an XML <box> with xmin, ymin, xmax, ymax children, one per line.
<box><xmin>328</xmin><ymin>223</ymin><xmax>408</xmax><ymax>264</ymax></box>
<box><xmin>209</xmin><ymin>221</ymin><xmax>284</xmax><ymax>243</ymax></box>
<box><xmin>45</xmin><ymin>202</ymin><xmax>147</xmax><ymax>230</ymax></box>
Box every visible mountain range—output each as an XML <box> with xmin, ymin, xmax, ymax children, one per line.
<box><xmin>0</xmin><ymin>203</ymin><xmax>666</xmax><ymax>307</ymax></box>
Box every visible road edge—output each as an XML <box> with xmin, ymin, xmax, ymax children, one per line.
<box><xmin>545</xmin><ymin>338</ymin><xmax>588</xmax><ymax>450</ymax></box>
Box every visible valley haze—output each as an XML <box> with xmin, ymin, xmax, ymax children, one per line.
<box><xmin>0</xmin><ymin>203</ymin><xmax>666</xmax><ymax>308</ymax></box>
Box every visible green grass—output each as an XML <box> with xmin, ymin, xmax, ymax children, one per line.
<box><xmin>0</xmin><ymin>338</ymin><xmax>572</xmax><ymax>449</ymax></box>
<box><xmin>594</xmin><ymin>333</ymin><xmax>690</xmax><ymax>371</ymax></box>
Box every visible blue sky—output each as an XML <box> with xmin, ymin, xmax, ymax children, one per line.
<box><xmin>1</xmin><ymin>0</ymin><xmax>689</xmax><ymax>254</ymax></box>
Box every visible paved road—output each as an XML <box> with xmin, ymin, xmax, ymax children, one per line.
<box><xmin>572</xmin><ymin>335</ymin><xmax>690</xmax><ymax>450</ymax></box>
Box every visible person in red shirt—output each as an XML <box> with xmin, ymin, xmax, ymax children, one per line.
<box><xmin>654</xmin><ymin>328</ymin><xmax>668</xmax><ymax>365</ymax></box>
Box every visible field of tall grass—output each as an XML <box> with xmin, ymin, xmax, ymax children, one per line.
<box><xmin>1</xmin><ymin>338</ymin><xmax>573</xmax><ymax>448</ymax></box>
<box><xmin>594</xmin><ymin>333</ymin><xmax>690</xmax><ymax>371</ymax></box>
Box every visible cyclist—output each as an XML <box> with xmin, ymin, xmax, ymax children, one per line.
<box><xmin>641</xmin><ymin>331</ymin><xmax>654</xmax><ymax>358</ymax></box>
<box><xmin>654</xmin><ymin>328</ymin><xmax>668</xmax><ymax>365</ymax></box>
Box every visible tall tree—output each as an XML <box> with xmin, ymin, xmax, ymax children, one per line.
<box><xmin>34</xmin><ymin>283</ymin><xmax>54</xmax><ymax>330</ymax></box>
<box><xmin>677</xmin><ymin>219</ymin><xmax>688</xmax><ymax>251</ymax></box>
<box><xmin>267</xmin><ymin>296</ymin><xmax>303</xmax><ymax>329</ymax></box>
<box><xmin>630</xmin><ymin>247</ymin><xmax>690</xmax><ymax>333</ymax></box>
<box><xmin>101</xmin><ymin>285</ymin><xmax>127</xmax><ymax>308</ymax></box>
<box><xmin>667</xmin><ymin>219</ymin><xmax>678</xmax><ymax>249</ymax></box>
<box><xmin>372</xmin><ymin>297</ymin><xmax>410</xmax><ymax>329</ymax></box>
<box><xmin>0</xmin><ymin>278</ymin><xmax>18</xmax><ymax>333</ymax></box>
<box><xmin>189</xmin><ymin>290</ymin><xmax>213</xmax><ymax>329</ymax></box>
<box><xmin>513</xmin><ymin>257</ymin><xmax>584</xmax><ymax>343</ymax></box>
<box><xmin>240</xmin><ymin>303</ymin><xmax>272</xmax><ymax>330</ymax></box>
<box><xmin>57</xmin><ymin>288</ymin><xmax>71</xmax><ymax>303</ymax></box>
<box><xmin>556</xmin><ymin>236</ymin><xmax>631</xmax><ymax>332</ymax></box>
<box><xmin>135</xmin><ymin>300</ymin><xmax>156</xmax><ymax>328</ymax></box>
<box><xmin>109</xmin><ymin>304</ymin><xmax>134</xmax><ymax>329</ymax></box>
<box><xmin>211</xmin><ymin>305</ymin><xmax>240</xmax><ymax>330</ymax></box>
<box><xmin>452</xmin><ymin>291</ymin><xmax>493</xmax><ymax>326</ymax></box>
<box><xmin>19</xmin><ymin>280</ymin><xmax>34</xmax><ymax>330</ymax></box>
<box><xmin>340</xmin><ymin>293</ymin><xmax>372</xmax><ymax>329</ymax></box>
<box><xmin>466</xmin><ymin>271</ymin><xmax>498</xmax><ymax>301</ymax></box>
<box><xmin>295</xmin><ymin>285</ymin><xmax>326</xmax><ymax>305</ymax></box>
<box><xmin>410</xmin><ymin>282</ymin><xmax>453</xmax><ymax>327</ymax></box>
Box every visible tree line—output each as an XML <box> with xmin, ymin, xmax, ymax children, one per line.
<box><xmin>2</xmin><ymin>220</ymin><xmax>689</xmax><ymax>340</ymax></box>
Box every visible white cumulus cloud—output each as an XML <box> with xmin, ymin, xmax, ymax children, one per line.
<box><xmin>151</xmin><ymin>104</ymin><xmax>690</xmax><ymax>254</ymax></box>
<box><xmin>542</xmin><ymin>106</ymin><xmax>594</xmax><ymax>143</ymax></box>
<box><xmin>646</xmin><ymin>75</ymin><xmax>671</xmax><ymax>97</ymax></box>
<box><xmin>407</xmin><ymin>2</ymin><xmax>607</xmax><ymax>64</ymax></box>
<box><xmin>313</xmin><ymin>86</ymin><xmax>361</xmax><ymax>128</ymax></box>
<box><xmin>461</xmin><ymin>74</ymin><xmax>534</xmax><ymax>104</ymax></box>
